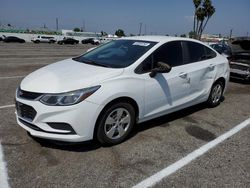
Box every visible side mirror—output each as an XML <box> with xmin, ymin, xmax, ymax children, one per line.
<box><xmin>149</xmin><ymin>62</ymin><xmax>172</xmax><ymax>77</ymax></box>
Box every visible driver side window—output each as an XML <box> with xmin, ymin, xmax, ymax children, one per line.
<box><xmin>135</xmin><ymin>41</ymin><xmax>183</xmax><ymax>74</ymax></box>
<box><xmin>154</xmin><ymin>41</ymin><xmax>183</xmax><ymax>67</ymax></box>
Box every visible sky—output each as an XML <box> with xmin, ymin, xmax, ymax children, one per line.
<box><xmin>0</xmin><ymin>0</ymin><xmax>249</xmax><ymax>37</ymax></box>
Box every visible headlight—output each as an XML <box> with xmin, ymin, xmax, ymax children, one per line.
<box><xmin>40</xmin><ymin>85</ymin><xmax>100</xmax><ymax>106</ymax></box>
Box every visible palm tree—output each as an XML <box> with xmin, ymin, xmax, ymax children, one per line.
<box><xmin>193</xmin><ymin>0</ymin><xmax>202</xmax><ymax>37</ymax></box>
<box><xmin>196</xmin><ymin>7</ymin><xmax>205</xmax><ymax>39</ymax></box>
<box><xmin>192</xmin><ymin>0</ymin><xmax>215</xmax><ymax>39</ymax></box>
<box><xmin>200</xmin><ymin>0</ymin><xmax>215</xmax><ymax>39</ymax></box>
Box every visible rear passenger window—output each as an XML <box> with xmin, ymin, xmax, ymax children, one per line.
<box><xmin>186</xmin><ymin>42</ymin><xmax>205</xmax><ymax>62</ymax></box>
<box><xmin>204</xmin><ymin>46</ymin><xmax>217</xmax><ymax>59</ymax></box>
<box><xmin>184</xmin><ymin>41</ymin><xmax>216</xmax><ymax>64</ymax></box>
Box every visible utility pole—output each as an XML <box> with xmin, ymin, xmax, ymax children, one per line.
<box><xmin>56</xmin><ymin>18</ymin><xmax>59</xmax><ymax>30</ymax></box>
<box><xmin>229</xmin><ymin>29</ymin><xmax>233</xmax><ymax>40</ymax></box>
<box><xmin>139</xmin><ymin>22</ymin><xmax>142</xmax><ymax>36</ymax></box>
<box><xmin>82</xmin><ymin>20</ymin><xmax>85</xmax><ymax>32</ymax></box>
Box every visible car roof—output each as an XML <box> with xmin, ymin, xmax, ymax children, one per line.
<box><xmin>122</xmin><ymin>35</ymin><xmax>202</xmax><ymax>44</ymax></box>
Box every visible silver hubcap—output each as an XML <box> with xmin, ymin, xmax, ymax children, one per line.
<box><xmin>212</xmin><ymin>84</ymin><xmax>222</xmax><ymax>104</ymax></box>
<box><xmin>104</xmin><ymin>108</ymin><xmax>131</xmax><ymax>140</ymax></box>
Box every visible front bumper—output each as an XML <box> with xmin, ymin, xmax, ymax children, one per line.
<box><xmin>15</xmin><ymin>97</ymin><xmax>103</xmax><ymax>142</ymax></box>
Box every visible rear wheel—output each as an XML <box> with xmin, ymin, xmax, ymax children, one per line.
<box><xmin>207</xmin><ymin>81</ymin><xmax>224</xmax><ymax>107</ymax></box>
<box><xmin>96</xmin><ymin>102</ymin><xmax>135</xmax><ymax>145</ymax></box>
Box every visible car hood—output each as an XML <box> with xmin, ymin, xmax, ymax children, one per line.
<box><xmin>20</xmin><ymin>58</ymin><xmax>123</xmax><ymax>93</ymax></box>
<box><xmin>230</xmin><ymin>39</ymin><xmax>250</xmax><ymax>54</ymax></box>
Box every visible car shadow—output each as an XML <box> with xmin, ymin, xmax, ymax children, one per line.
<box><xmin>28</xmin><ymin>133</ymin><xmax>101</xmax><ymax>152</ymax></box>
<box><xmin>30</xmin><ymin>102</ymin><xmax>208</xmax><ymax>152</ymax></box>
<box><xmin>128</xmin><ymin>102</ymin><xmax>208</xmax><ymax>139</ymax></box>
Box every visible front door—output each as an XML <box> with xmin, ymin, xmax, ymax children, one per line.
<box><xmin>139</xmin><ymin>41</ymin><xmax>192</xmax><ymax>120</ymax></box>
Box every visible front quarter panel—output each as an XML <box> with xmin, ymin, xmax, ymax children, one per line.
<box><xmin>85</xmin><ymin>75</ymin><xmax>145</xmax><ymax>120</ymax></box>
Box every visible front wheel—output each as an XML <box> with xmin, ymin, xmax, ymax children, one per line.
<box><xmin>96</xmin><ymin>102</ymin><xmax>135</xmax><ymax>145</ymax></box>
<box><xmin>207</xmin><ymin>81</ymin><xmax>224</xmax><ymax>107</ymax></box>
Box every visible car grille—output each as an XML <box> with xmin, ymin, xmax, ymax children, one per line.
<box><xmin>16</xmin><ymin>102</ymin><xmax>37</xmax><ymax>121</ymax></box>
<box><xmin>17</xmin><ymin>87</ymin><xmax>43</xmax><ymax>100</ymax></box>
<box><xmin>230</xmin><ymin>64</ymin><xmax>249</xmax><ymax>71</ymax></box>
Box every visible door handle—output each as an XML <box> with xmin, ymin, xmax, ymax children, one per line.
<box><xmin>179</xmin><ymin>72</ymin><xmax>190</xmax><ymax>83</ymax></box>
<box><xmin>209</xmin><ymin>64</ymin><xmax>215</xmax><ymax>71</ymax></box>
<box><xmin>179</xmin><ymin>72</ymin><xmax>188</xmax><ymax>79</ymax></box>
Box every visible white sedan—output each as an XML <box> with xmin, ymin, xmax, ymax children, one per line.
<box><xmin>15</xmin><ymin>36</ymin><xmax>230</xmax><ymax>145</ymax></box>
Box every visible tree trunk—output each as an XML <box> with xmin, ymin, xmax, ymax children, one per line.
<box><xmin>198</xmin><ymin>20</ymin><xmax>204</xmax><ymax>40</ymax></box>
<box><xmin>195</xmin><ymin>20</ymin><xmax>200</xmax><ymax>39</ymax></box>
<box><xmin>202</xmin><ymin>17</ymin><xmax>210</xmax><ymax>32</ymax></box>
<box><xmin>193</xmin><ymin>15</ymin><xmax>196</xmax><ymax>34</ymax></box>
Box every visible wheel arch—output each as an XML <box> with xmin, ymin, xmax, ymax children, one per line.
<box><xmin>214</xmin><ymin>77</ymin><xmax>226</xmax><ymax>91</ymax></box>
<box><xmin>93</xmin><ymin>96</ymin><xmax>139</xmax><ymax>140</ymax></box>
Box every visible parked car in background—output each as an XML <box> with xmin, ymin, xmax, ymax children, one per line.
<box><xmin>229</xmin><ymin>37</ymin><xmax>250</xmax><ymax>81</ymax></box>
<box><xmin>3</xmin><ymin>36</ymin><xmax>25</xmax><ymax>43</ymax></box>
<box><xmin>0</xmin><ymin>36</ymin><xmax>3</xmax><ymax>41</ymax></box>
<box><xmin>31</xmin><ymin>36</ymin><xmax>56</xmax><ymax>43</ymax></box>
<box><xmin>210</xmin><ymin>43</ymin><xmax>231</xmax><ymax>58</ymax></box>
<box><xmin>57</xmin><ymin>37</ymin><xmax>79</xmax><ymax>45</ymax></box>
<box><xmin>15</xmin><ymin>36</ymin><xmax>229</xmax><ymax>145</ymax></box>
<box><xmin>82</xmin><ymin>38</ymin><xmax>94</xmax><ymax>44</ymax></box>
<box><xmin>82</xmin><ymin>38</ymin><xmax>100</xmax><ymax>45</ymax></box>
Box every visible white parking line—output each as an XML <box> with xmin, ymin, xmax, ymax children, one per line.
<box><xmin>0</xmin><ymin>76</ymin><xmax>24</xmax><ymax>80</ymax></box>
<box><xmin>0</xmin><ymin>104</ymin><xmax>15</xmax><ymax>109</ymax></box>
<box><xmin>132</xmin><ymin>118</ymin><xmax>250</xmax><ymax>188</ymax></box>
<box><xmin>0</xmin><ymin>143</ymin><xmax>10</xmax><ymax>188</ymax></box>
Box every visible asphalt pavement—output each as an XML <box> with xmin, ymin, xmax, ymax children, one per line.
<box><xmin>0</xmin><ymin>42</ymin><xmax>249</xmax><ymax>188</ymax></box>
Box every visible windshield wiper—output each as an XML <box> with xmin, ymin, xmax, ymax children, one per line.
<box><xmin>79</xmin><ymin>58</ymin><xmax>110</xmax><ymax>68</ymax></box>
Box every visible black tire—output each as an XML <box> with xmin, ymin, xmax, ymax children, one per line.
<box><xmin>35</xmin><ymin>40</ymin><xmax>40</xmax><ymax>43</ymax></box>
<box><xmin>96</xmin><ymin>102</ymin><xmax>135</xmax><ymax>145</ymax></box>
<box><xmin>207</xmin><ymin>81</ymin><xmax>224</xmax><ymax>107</ymax></box>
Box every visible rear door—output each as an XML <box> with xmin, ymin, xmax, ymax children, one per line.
<box><xmin>181</xmin><ymin>41</ymin><xmax>217</xmax><ymax>102</ymax></box>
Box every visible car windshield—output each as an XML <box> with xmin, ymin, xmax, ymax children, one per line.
<box><xmin>73</xmin><ymin>39</ymin><xmax>157</xmax><ymax>68</ymax></box>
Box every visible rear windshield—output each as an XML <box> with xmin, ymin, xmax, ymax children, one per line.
<box><xmin>73</xmin><ymin>40</ymin><xmax>157</xmax><ymax>68</ymax></box>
